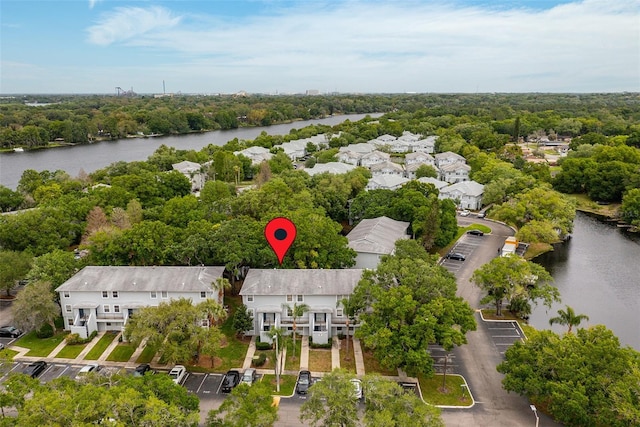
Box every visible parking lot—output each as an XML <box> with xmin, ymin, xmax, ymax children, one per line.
<box><xmin>428</xmin><ymin>344</ymin><xmax>459</xmax><ymax>375</ymax></box>
<box><xmin>439</xmin><ymin>233</ymin><xmax>485</xmax><ymax>272</ymax></box>
<box><xmin>484</xmin><ymin>321</ymin><xmax>525</xmax><ymax>357</ymax></box>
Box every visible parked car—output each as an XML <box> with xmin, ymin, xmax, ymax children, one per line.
<box><xmin>459</xmin><ymin>210</ymin><xmax>471</xmax><ymax>216</ymax></box>
<box><xmin>221</xmin><ymin>370</ymin><xmax>241</xmax><ymax>392</ymax></box>
<box><xmin>242</xmin><ymin>368</ymin><xmax>258</xmax><ymax>385</ymax></box>
<box><xmin>23</xmin><ymin>361</ymin><xmax>47</xmax><ymax>378</ymax></box>
<box><xmin>133</xmin><ymin>363</ymin><xmax>153</xmax><ymax>377</ymax></box>
<box><xmin>350</xmin><ymin>378</ymin><xmax>363</xmax><ymax>400</ymax></box>
<box><xmin>75</xmin><ymin>363</ymin><xmax>102</xmax><ymax>380</ymax></box>
<box><xmin>477</xmin><ymin>212</ymin><xmax>486</xmax><ymax>218</ymax></box>
<box><xmin>446</xmin><ymin>252</ymin><xmax>466</xmax><ymax>261</ymax></box>
<box><xmin>0</xmin><ymin>326</ymin><xmax>22</xmax><ymax>338</ymax></box>
<box><xmin>296</xmin><ymin>370</ymin><xmax>312</xmax><ymax>395</ymax></box>
<box><xmin>466</xmin><ymin>229</ymin><xmax>484</xmax><ymax>236</ymax></box>
<box><xmin>168</xmin><ymin>365</ymin><xmax>187</xmax><ymax>385</ymax></box>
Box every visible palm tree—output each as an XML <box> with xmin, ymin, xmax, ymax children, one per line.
<box><xmin>549</xmin><ymin>305</ymin><xmax>589</xmax><ymax>334</ymax></box>
<box><xmin>337</xmin><ymin>296</ymin><xmax>360</xmax><ymax>361</ymax></box>
<box><xmin>282</xmin><ymin>302</ymin><xmax>309</xmax><ymax>360</ymax></box>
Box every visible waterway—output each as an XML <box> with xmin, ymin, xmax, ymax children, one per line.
<box><xmin>529</xmin><ymin>211</ymin><xmax>640</xmax><ymax>350</ymax></box>
<box><xmin>0</xmin><ymin>113</ymin><xmax>380</xmax><ymax>190</ymax></box>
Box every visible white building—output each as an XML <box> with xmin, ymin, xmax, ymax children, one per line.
<box><xmin>56</xmin><ymin>266</ymin><xmax>225</xmax><ymax>339</ymax></box>
<box><xmin>346</xmin><ymin>216</ymin><xmax>410</xmax><ymax>269</ymax></box>
<box><xmin>239</xmin><ymin>269</ymin><xmax>364</xmax><ymax>345</ymax></box>
<box><xmin>438</xmin><ymin>180</ymin><xmax>485</xmax><ymax>210</ymax></box>
<box><xmin>337</xmin><ymin>150</ymin><xmax>363</xmax><ymax>166</ymax></box>
<box><xmin>304</xmin><ymin>162</ymin><xmax>357</xmax><ymax>176</ymax></box>
<box><xmin>172</xmin><ymin>161</ymin><xmax>204</xmax><ymax>193</ymax></box>
<box><xmin>369</xmin><ymin>161</ymin><xmax>404</xmax><ymax>176</ymax></box>
<box><xmin>360</xmin><ymin>151</ymin><xmax>391</xmax><ymax>168</ymax></box>
<box><xmin>365</xmin><ymin>175</ymin><xmax>410</xmax><ymax>191</ymax></box>
<box><xmin>434</xmin><ymin>151</ymin><xmax>466</xmax><ymax>168</ymax></box>
<box><xmin>417</xmin><ymin>177</ymin><xmax>449</xmax><ymax>191</ymax></box>
<box><xmin>438</xmin><ymin>162</ymin><xmax>471</xmax><ymax>183</ymax></box>
<box><xmin>234</xmin><ymin>146</ymin><xmax>273</xmax><ymax>165</ymax></box>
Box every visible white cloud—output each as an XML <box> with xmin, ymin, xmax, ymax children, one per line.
<box><xmin>88</xmin><ymin>0</ymin><xmax>100</xmax><ymax>9</ymax></box>
<box><xmin>86</xmin><ymin>6</ymin><xmax>182</xmax><ymax>46</ymax></box>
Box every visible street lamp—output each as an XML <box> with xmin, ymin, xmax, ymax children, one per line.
<box><xmin>530</xmin><ymin>404</ymin><xmax>539</xmax><ymax>427</ymax></box>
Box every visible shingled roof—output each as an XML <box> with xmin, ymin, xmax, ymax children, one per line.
<box><xmin>346</xmin><ymin>216</ymin><xmax>410</xmax><ymax>255</ymax></box>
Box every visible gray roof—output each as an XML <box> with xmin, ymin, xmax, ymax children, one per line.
<box><xmin>417</xmin><ymin>177</ymin><xmax>449</xmax><ymax>189</ymax></box>
<box><xmin>56</xmin><ymin>266</ymin><xmax>225</xmax><ymax>293</ymax></box>
<box><xmin>172</xmin><ymin>161</ymin><xmax>201</xmax><ymax>173</ymax></box>
<box><xmin>439</xmin><ymin>180</ymin><xmax>485</xmax><ymax>197</ymax></box>
<box><xmin>240</xmin><ymin>269</ymin><xmax>364</xmax><ymax>296</ymax></box>
<box><xmin>305</xmin><ymin>162</ymin><xmax>356</xmax><ymax>176</ymax></box>
<box><xmin>347</xmin><ymin>216</ymin><xmax>409</xmax><ymax>254</ymax></box>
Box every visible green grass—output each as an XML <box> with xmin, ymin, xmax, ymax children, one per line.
<box><xmin>284</xmin><ymin>337</ymin><xmax>303</xmax><ymax>371</ymax></box>
<box><xmin>83</xmin><ymin>332</ymin><xmax>118</xmax><ymax>360</ymax></box>
<box><xmin>0</xmin><ymin>349</ymin><xmax>18</xmax><ymax>360</ymax></box>
<box><xmin>262</xmin><ymin>374</ymin><xmax>297</xmax><ymax>396</ymax></box>
<box><xmin>480</xmin><ymin>309</ymin><xmax>520</xmax><ymax>321</ymax></box>
<box><xmin>135</xmin><ymin>344</ymin><xmax>158</xmax><ymax>364</ymax></box>
<box><xmin>419</xmin><ymin>374</ymin><xmax>471</xmax><ymax>406</ymax></box>
<box><xmin>14</xmin><ymin>331</ymin><xmax>69</xmax><ymax>357</ymax></box>
<box><xmin>106</xmin><ymin>342</ymin><xmax>137</xmax><ymax>362</ymax></box>
<box><xmin>54</xmin><ymin>342</ymin><xmax>87</xmax><ymax>359</ymax></box>
<box><xmin>208</xmin><ymin>295</ymin><xmax>251</xmax><ymax>372</ymax></box>
<box><xmin>362</xmin><ymin>349</ymin><xmax>397</xmax><ymax>376</ymax></box>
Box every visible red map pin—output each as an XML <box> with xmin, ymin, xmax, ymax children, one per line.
<box><xmin>265</xmin><ymin>217</ymin><xmax>297</xmax><ymax>265</ymax></box>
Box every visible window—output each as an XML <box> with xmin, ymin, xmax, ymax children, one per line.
<box><xmin>287</xmin><ymin>308</ymin><xmax>293</xmax><ymax>317</ymax></box>
<box><xmin>200</xmin><ymin>291</ymin><xmax>207</xmax><ymax>299</ymax></box>
<box><xmin>150</xmin><ymin>291</ymin><xmax>157</xmax><ymax>299</ymax></box>
<box><xmin>286</xmin><ymin>295</ymin><xmax>293</xmax><ymax>302</ymax></box>
<box><xmin>103</xmin><ymin>305</ymin><xmax>110</xmax><ymax>313</ymax></box>
<box><xmin>112</xmin><ymin>291</ymin><xmax>118</xmax><ymax>298</ymax></box>
<box><xmin>113</xmin><ymin>305</ymin><xmax>120</xmax><ymax>313</ymax></box>
<box><xmin>68</xmin><ymin>318</ymin><xmax>73</xmax><ymax>326</ymax></box>
<box><xmin>296</xmin><ymin>295</ymin><xmax>304</xmax><ymax>303</ymax></box>
<box><xmin>337</xmin><ymin>308</ymin><xmax>344</xmax><ymax>317</ymax></box>
<box><xmin>65</xmin><ymin>304</ymin><xmax>72</xmax><ymax>313</ymax></box>
<box><xmin>161</xmin><ymin>291</ymin><xmax>168</xmax><ymax>299</ymax></box>
<box><xmin>247</xmin><ymin>295</ymin><xmax>253</xmax><ymax>302</ymax></box>
<box><xmin>102</xmin><ymin>291</ymin><xmax>108</xmax><ymax>298</ymax></box>
<box><xmin>63</xmin><ymin>291</ymin><xmax>70</xmax><ymax>298</ymax></box>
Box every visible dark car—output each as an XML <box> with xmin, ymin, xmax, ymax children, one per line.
<box><xmin>466</xmin><ymin>229</ymin><xmax>484</xmax><ymax>236</ymax></box>
<box><xmin>446</xmin><ymin>252</ymin><xmax>466</xmax><ymax>261</ymax></box>
<box><xmin>296</xmin><ymin>370</ymin><xmax>312</xmax><ymax>395</ymax></box>
<box><xmin>221</xmin><ymin>370</ymin><xmax>241</xmax><ymax>392</ymax></box>
<box><xmin>0</xmin><ymin>326</ymin><xmax>22</xmax><ymax>338</ymax></box>
<box><xmin>133</xmin><ymin>363</ymin><xmax>153</xmax><ymax>377</ymax></box>
<box><xmin>23</xmin><ymin>361</ymin><xmax>47</xmax><ymax>378</ymax></box>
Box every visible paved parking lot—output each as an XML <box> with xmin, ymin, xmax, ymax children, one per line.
<box><xmin>439</xmin><ymin>233</ymin><xmax>485</xmax><ymax>272</ymax></box>
<box><xmin>428</xmin><ymin>344</ymin><xmax>459</xmax><ymax>374</ymax></box>
<box><xmin>485</xmin><ymin>321</ymin><xmax>525</xmax><ymax>357</ymax></box>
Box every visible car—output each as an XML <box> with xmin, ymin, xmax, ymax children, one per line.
<box><xmin>23</xmin><ymin>361</ymin><xmax>47</xmax><ymax>378</ymax></box>
<box><xmin>466</xmin><ymin>229</ymin><xmax>484</xmax><ymax>236</ymax></box>
<box><xmin>477</xmin><ymin>212</ymin><xmax>486</xmax><ymax>218</ymax></box>
<box><xmin>459</xmin><ymin>210</ymin><xmax>470</xmax><ymax>216</ymax></box>
<box><xmin>350</xmin><ymin>378</ymin><xmax>363</xmax><ymax>400</ymax></box>
<box><xmin>296</xmin><ymin>370</ymin><xmax>312</xmax><ymax>395</ymax></box>
<box><xmin>168</xmin><ymin>365</ymin><xmax>187</xmax><ymax>385</ymax></box>
<box><xmin>446</xmin><ymin>252</ymin><xmax>466</xmax><ymax>261</ymax></box>
<box><xmin>0</xmin><ymin>343</ymin><xmax>5</xmax><ymax>351</ymax></box>
<box><xmin>241</xmin><ymin>368</ymin><xmax>258</xmax><ymax>385</ymax></box>
<box><xmin>0</xmin><ymin>326</ymin><xmax>22</xmax><ymax>338</ymax></box>
<box><xmin>133</xmin><ymin>363</ymin><xmax>153</xmax><ymax>377</ymax></box>
<box><xmin>221</xmin><ymin>370</ymin><xmax>241</xmax><ymax>392</ymax></box>
<box><xmin>75</xmin><ymin>363</ymin><xmax>101</xmax><ymax>380</ymax></box>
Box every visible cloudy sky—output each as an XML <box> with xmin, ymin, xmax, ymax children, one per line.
<box><xmin>1</xmin><ymin>0</ymin><xmax>638</xmax><ymax>94</ymax></box>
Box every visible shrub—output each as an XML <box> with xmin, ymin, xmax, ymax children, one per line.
<box><xmin>36</xmin><ymin>323</ymin><xmax>54</xmax><ymax>338</ymax></box>
<box><xmin>65</xmin><ymin>330</ymin><xmax>98</xmax><ymax>345</ymax></box>
<box><xmin>256</xmin><ymin>341</ymin><xmax>273</xmax><ymax>351</ymax></box>
<box><xmin>310</xmin><ymin>342</ymin><xmax>332</xmax><ymax>349</ymax></box>
<box><xmin>252</xmin><ymin>352</ymin><xmax>267</xmax><ymax>367</ymax></box>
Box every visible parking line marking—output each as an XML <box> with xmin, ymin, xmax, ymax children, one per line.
<box><xmin>196</xmin><ymin>373</ymin><xmax>208</xmax><ymax>393</ymax></box>
<box><xmin>493</xmin><ymin>335</ymin><xmax>521</xmax><ymax>338</ymax></box>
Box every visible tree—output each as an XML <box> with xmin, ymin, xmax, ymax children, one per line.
<box><xmin>621</xmin><ymin>188</ymin><xmax>640</xmax><ymax>227</ymax></box>
<box><xmin>471</xmin><ymin>255</ymin><xmax>559</xmax><ymax>317</ymax></box>
<box><xmin>232</xmin><ymin>304</ymin><xmax>254</xmax><ymax>338</ymax></box>
<box><xmin>12</xmin><ymin>280</ymin><xmax>61</xmax><ymax>332</ymax></box>
<box><xmin>206</xmin><ymin>382</ymin><xmax>278</xmax><ymax>427</ymax></box>
<box><xmin>415</xmin><ymin>164</ymin><xmax>438</xmax><ymax>179</ymax></box>
<box><xmin>0</xmin><ymin>185</ymin><xmax>24</xmax><ymax>212</ymax></box>
<box><xmin>281</xmin><ymin>302</ymin><xmax>309</xmax><ymax>360</ymax></box>
<box><xmin>549</xmin><ymin>305</ymin><xmax>589</xmax><ymax>334</ymax></box>
<box><xmin>337</xmin><ymin>296</ymin><xmax>360</xmax><ymax>361</ymax></box>
<box><xmin>362</xmin><ymin>375</ymin><xmax>444</xmax><ymax>427</ymax></box>
<box><xmin>497</xmin><ymin>326</ymin><xmax>640</xmax><ymax>427</ymax></box>
<box><xmin>299</xmin><ymin>369</ymin><xmax>360</xmax><ymax>427</ymax></box>
<box><xmin>0</xmin><ymin>250</ymin><xmax>32</xmax><ymax>296</ymax></box>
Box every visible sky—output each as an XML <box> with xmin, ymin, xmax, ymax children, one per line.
<box><xmin>1</xmin><ymin>0</ymin><xmax>638</xmax><ymax>94</ymax></box>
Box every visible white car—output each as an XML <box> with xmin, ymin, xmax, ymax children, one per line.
<box><xmin>169</xmin><ymin>365</ymin><xmax>187</xmax><ymax>384</ymax></box>
<box><xmin>75</xmin><ymin>363</ymin><xmax>101</xmax><ymax>380</ymax></box>
<box><xmin>459</xmin><ymin>210</ymin><xmax>471</xmax><ymax>217</ymax></box>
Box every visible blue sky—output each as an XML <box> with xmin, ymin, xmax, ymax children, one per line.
<box><xmin>1</xmin><ymin>0</ymin><xmax>638</xmax><ymax>94</ymax></box>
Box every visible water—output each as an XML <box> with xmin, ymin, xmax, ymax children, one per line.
<box><xmin>530</xmin><ymin>211</ymin><xmax>640</xmax><ymax>350</ymax></box>
<box><xmin>0</xmin><ymin>113</ymin><xmax>380</xmax><ymax>190</ymax></box>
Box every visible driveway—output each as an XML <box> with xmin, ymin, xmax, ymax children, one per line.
<box><xmin>440</xmin><ymin>217</ymin><xmax>561</xmax><ymax>427</ymax></box>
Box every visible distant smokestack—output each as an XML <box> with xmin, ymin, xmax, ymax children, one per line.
<box><xmin>163</xmin><ymin>80</ymin><xmax>166</xmax><ymax>94</ymax></box>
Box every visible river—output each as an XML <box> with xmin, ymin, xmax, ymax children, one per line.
<box><xmin>529</xmin><ymin>211</ymin><xmax>640</xmax><ymax>350</ymax></box>
<box><xmin>0</xmin><ymin>113</ymin><xmax>380</xmax><ymax>190</ymax></box>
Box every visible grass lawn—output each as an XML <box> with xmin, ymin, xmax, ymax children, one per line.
<box><xmin>54</xmin><ymin>342</ymin><xmax>87</xmax><ymax>359</ymax></box>
<box><xmin>480</xmin><ymin>309</ymin><xmax>520</xmax><ymax>321</ymax></box>
<box><xmin>284</xmin><ymin>337</ymin><xmax>303</xmax><ymax>371</ymax></box>
<box><xmin>212</xmin><ymin>336</ymin><xmax>251</xmax><ymax>372</ymax></box>
<box><xmin>262</xmin><ymin>374</ymin><xmax>296</xmax><ymax>396</ymax></box>
<box><xmin>135</xmin><ymin>344</ymin><xmax>158</xmax><ymax>364</ymax></box>
<box><xmin>0</xmin><ymin>348</ymin><xmax>18</xmax><ymax>359</ymax></box>
<box><xmin>254</xmin><ymin>349</ymin><xmax>276</xmax><ymax>370</ymax></box>
<box><xmin>15</xmin><ymin>331</ymin><xmax>69</xmax><ymax>357</ymax></box>
<box><xmin>308</xmin><ymin>349</ymin><xmax>332</xmax><ymax>372</ymax></box>
<box><xmin>362</xmin><ymin>349</ymin><xmax>397</xmax><ymax>376</ymax></box>
<box><xmin>525</xmin><ymin>242</ymin><xmax>553</xmax><ymax>259</ymax></box>
<box><xmin>419</xmin><ymin>374</ymin><xmax>471</xmax><ymax>406</ymax></box>
<box><xmin>106</xmin><ymin>342</ymin><xmax>137</xmax><ymax>362</ymax></box>
<box><xmin>338</xmin><ymin>338</ymin><xmax>356</xmax><ymax>373</ymax></box>
<box><xmin>84</xmin><ymin>332</ymin><xmax>118</xmax><ymax>360</ymax></box>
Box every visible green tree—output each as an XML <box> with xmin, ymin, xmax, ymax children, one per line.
<box><xmin>362</xmin><ymin>375</ymin><xmax>444</xmax><ymax>427</ymax></box>
<box><xmin>0</xmin><ymin>251</ymin><xmax>32</xmax><ymax>297</ymax></box>
<box><xmin>497</xmin><ymin>326</ymin><xmax>640</xmax><ymax>427</ymax></box>
<box><xmin>0</xmin><ymin>185</ymin><xmax>24</xmax><ymax>212</ymax></box>
<box><xmin>621</xmin><ymin>188</ymin><xmax>640</xmax><ymax>226</ymax></box>
<box><xmin>300</xmin><ymin>369</ymin><xmax>360</xmax><ymax>427</ymax></box>
<box><xmin>232</xmin><ymin>304</ymin><xmax>254</xmax><ymax>338</ymax></box>
<box><xmin>415</xmin><ymin>164</ymin><xmax>438</xmax><ymax>179</ymax></box>
<box><xmin>12</xmin><ymin>280</ymin><xmax>60</xmax><ymax>333</ymax></box>
<box><xmin>549</xmin><ymin>305</ymin><xmax>589</xmax><ymax>334</ymax></box>
<box><xmin>207</xmin><ymin>381</ymin><xmax>278</xmax><ymax>427</ymax></box>
<box><xmin>281</xmin><ymin>302</ymin><xmax>309</xmax><ymax>360</ymax></box>
<box><xmin>471</xmin><ymin>255</ymin><xmax>559</xmax><ymax>317</ymax></box>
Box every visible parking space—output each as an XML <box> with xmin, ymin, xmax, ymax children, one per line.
<box><xmin>38</xmin><ymin>363</ymin><xmax>80</xmax><ymax>382</ymax></box>
<box><xmin>485</xmin><ymin>321</ymin><xmax>524</xmax><ymax>356</ymax></box>
<box><xmin>440</xmin><ymin>234</ymin><xmax>486</xmax><ymax>272</ymax></box>
<box><xmin>0</xmin><ymin>337</ymin><xmax>17</xmax><ymax>349</ymax></box>
<box><xmin>428</xmin><ymin>344</ymin><xmax>459</xmax><ymax>375</ymax></box>
<box><xmin>184</xmin><ymin>372</ymin><xmax>224</xmax><ymax>397</ymax></box>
